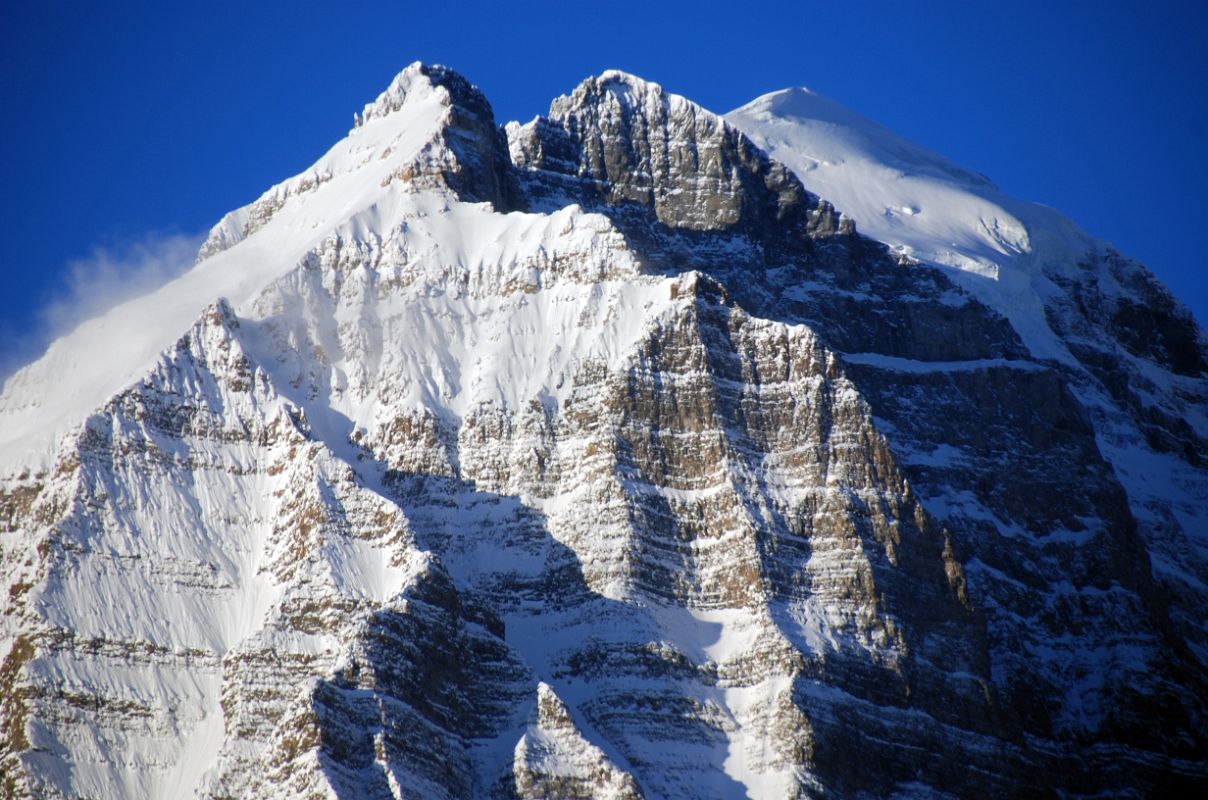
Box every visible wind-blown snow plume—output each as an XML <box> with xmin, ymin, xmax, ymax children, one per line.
<box><xmin>0</xmin><ymin>230</ymin><xmax>203</xmax><ymax>385</ymax></box>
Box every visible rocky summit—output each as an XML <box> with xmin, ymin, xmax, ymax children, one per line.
<box><xmin>1</xmin><ymin>63</ymin><xmax>1205</xmax><ymax>799</ymax></box>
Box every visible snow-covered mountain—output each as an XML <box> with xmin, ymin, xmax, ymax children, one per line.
<box><xmin>1</xmin><ymin>63</ymin><xmax>1205</xmax><ymax>799</ymax></box>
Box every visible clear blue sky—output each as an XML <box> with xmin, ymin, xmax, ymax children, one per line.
<box><xmin>2</xmin><ymin>0</ymin><xmax>1205</xmax><ymax>373</ymax></box>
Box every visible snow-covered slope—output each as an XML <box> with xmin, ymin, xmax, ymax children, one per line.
<box><xmin>728</xmin><ymin>85</ymin><xmax>1208</xmax><ymax>668</ymax></box>
<box><xmin>729</xmin><ymin>88</ymin><xmax>1040</xmax><ymax>274</ymax></box>
<box><xmin>1</xmin><ymin>64</ymin><xmax>1206</xmax><ymax>799</ymax></box>
<box><xmin>727</xmin><ymin>87</ymin><xmax>1105</xmax><ymax>365</ymax></box>
<box><xmin>0</xmin><ymin>65</ymin><xmax>460</xmax><ymax>475</ymax></box>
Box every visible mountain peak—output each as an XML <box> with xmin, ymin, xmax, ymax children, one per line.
<box><xmin>354</xmin><ymin>61</ymin><xmax>433</xmax><ymax>127</ymax></box>
<box><xmin>508</xmin><ymin>69</ymin><xmax>834</xmax><ymax>240</ymax></box>
<box><xmin>551</xmin><ymin>68</ymin><xmax>686</xmax><ymax>121</ymax></box>
<box><xmin>354</xmin><ymin>62</ymin><xmax>493</xmax><ymax>130</ymax></box>
<box><xmin>739</xmin><ymin>85</ymin><xmax>865</xmax><ymax>128</ymax></box>
<box><xmin>591</xmin><ymin>68</ymin><xmax>665</xmax><ymax>100</ymax></box>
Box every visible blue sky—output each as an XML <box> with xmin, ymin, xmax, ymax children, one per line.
<box><xmin>2</xmin><ymin>0</ymin><xmax>1205</xmax><ymax>374</ymax></box>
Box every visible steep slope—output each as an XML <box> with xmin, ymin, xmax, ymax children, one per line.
<box><xmin>1</xmin><ymin>64</ymin><xmax>1206</xmax><ymax>799</ymax></box>
<box><xmin>0</xmin><ymin>64</ymin><xmax>511</xmax><ymax>477</ymax></box>
<box><xmin>505</xmin><ymin>70</ymin><xmax>1208</xmax><ymax>793</ymax></box>
<box><xmin>728</xmin><ymin>87</ymin><xmax>1208</xmax><ymax>668</ymax></box>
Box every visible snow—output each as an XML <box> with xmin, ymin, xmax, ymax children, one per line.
<box><xmin>0</xmin><ymin>64</ymin><xmax>453</xmax><ymax>475</ymax></box>
<box><xmin>267</xmin><ymin>198</ymin><xmax>662</xmax><ymax>426</ymax></box>
<box><xmin>726</xmin><ymin>87</ymin><xmax>1098</xmax><ymax>364</ymax></box>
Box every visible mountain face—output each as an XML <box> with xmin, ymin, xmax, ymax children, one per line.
<box><xmin>1</xmin><ymin>63</ymin><xmax>1205</xmax><ymax>799</ymax></box>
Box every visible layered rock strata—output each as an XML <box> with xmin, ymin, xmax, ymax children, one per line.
<box><xmin>2</xmin><ymin>63</ymin><xmax>1205</xmax><ymax>798</ymax></box>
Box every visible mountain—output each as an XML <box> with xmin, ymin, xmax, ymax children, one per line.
<box><xmin>1</xmin><ymin>63</ymin><xmax>1205</xmax><ymax>799</ymax></box>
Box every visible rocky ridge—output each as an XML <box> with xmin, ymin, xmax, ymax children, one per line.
<box><xmin>1</xmin><ymin>63</ymin><xmax>1205</xmax><ymax>798</ymax></box>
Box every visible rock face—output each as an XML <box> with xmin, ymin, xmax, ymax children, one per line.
<box><xmin>1</xmin><ymin>64</ymin><xmax>1206</xmax><ymax>799</ymax></box>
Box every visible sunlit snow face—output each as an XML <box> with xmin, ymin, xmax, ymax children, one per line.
<box><xmin>727</xmin><ymin>87</ymin><xmax>1097</xmax><ymax>364</ymax></box>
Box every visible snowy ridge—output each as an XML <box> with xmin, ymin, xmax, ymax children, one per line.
<box><xmin>727</xmin><ymin>87</ymin><xmax>1097</xmax><ymax>363</ymax></box>
<box><xmin>0</xmin><ymin>65</ymin><xmax>461</xmax><ymax>474</ymax></box>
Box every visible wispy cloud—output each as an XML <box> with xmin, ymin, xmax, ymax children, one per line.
<box><xmin>1</xmin><ymin>230</ymin><xmax>204</xmax><ymax>386</ymax></box>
